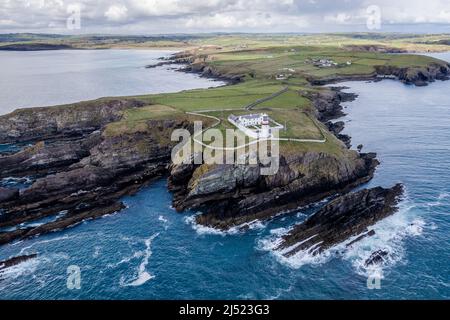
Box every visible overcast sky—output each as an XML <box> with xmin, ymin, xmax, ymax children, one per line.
<box><xmin>1</xmin><ymin>0</ymin><xmax>450</xmax><ymax>34</ymax></box>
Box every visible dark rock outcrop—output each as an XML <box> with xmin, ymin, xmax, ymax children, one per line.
<box><xmin>182</xmin><ymin>63</ymin><xmax>244</xmax><ymax>84</ymax></box>
<box><xmin>169</xmin><ymin>151</ymin><xmax>379</xmax><ymax>230</ymax></box>
<box><xmin>0</xmin><ymin>99</ymin><xmax>144</xmax><ymax>144</ymax></box>
<box><xmin>0</xmin><ymin>116</ymin><xmax>191</xmax><ymax>245</ymax></box>
<box><xmin>158</xmin><ymin>51</ymin><xmax>244</xmax><ymax>84</ymax></box>
<box><xmin>0</xmin><ymin>254</ymin><xmax>38</xmax><ymax>271</ymax></box>
<box><xmin>3</xmin><ymin>48</ymin><xmax>439</xmax><ymax>247</ymax></box>
<box><xmin>306</xmin><ymin>61</ymin><xmax>450</xmax><ymax>87</ymax></box>
<box><xmin>0</xmin><ymin>132</ymin><xmax>101</xmax><ymax>178</ymax></box>
<box><xmin>326</xmin><ymin>120</ymin><xmax>352</xmax><ymax>148</ymax></box>
<box><xmin>326</xmin><ymin>121</ymin><xmax>345</xmax><ymax>135</ymax></box>
<box><xmin>365</xmin><ymin>250</ymin><xmax>389</xmax><ymax>267</ymax></box>
<box><xmin>0</xmin><ymin>187</ymin><xmax>19</xmax><ymax>203</ymax></box>
<box><xmin>346</xmin><ymin>229</ymin><xmax>375</xmax><ymax>247</ymax></box>
<box><xmin>277</xmin><ymin>184</ymin><xmax>404</xmax><ymax>257</ymax></box>
<box><xmin>374</xmin><ymin>63</ymin><xmax>450</xmax><ymax>86</ymax></box>
<box><xmin>304</xmin><ymin>88</ymin><xmax>357</xmax><ymax>122</ymax></box>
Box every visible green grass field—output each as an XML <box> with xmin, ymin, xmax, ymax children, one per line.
<box><xmin>61</xmin><ymin>33</ymin><xmax>449</xmax><ymax>156</ymax></box>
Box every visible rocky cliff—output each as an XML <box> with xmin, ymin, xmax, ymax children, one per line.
<box><xmin>169</xmin><ymin>150</ymin><xmax>379</xmax><ymax>230</ymax></box>
<box><xmin>1</xmin><ymin>49</ymin><xmax>444</xmax><ymax>247</ymax></box>
<box><xmin>374</xmin><ymin>63</ymin><xmax>450</xmax><ymax>86</ymax></box>
<box><xmin>277</xmin><ymin>184</ymin><xmax>404</xmax><ymax>257</ymax></box>
<box><xmin>0</xmin><ymin>111</ymin><xmax>190</xmax><ymax>245</ymax></box>
<box><xmin>163</xmin><ymin>50</ymin><xmax>450</xmax><ymax>88</ymax></box>
<box><xmin>0</xmin><ymin>99</ymin><xmax>144</xmax><ymax>144</ymax></box>
<box><xmin>309</xmin><ymin>62</ymin><xmax>450</xmax><ymax>86</ymax></box>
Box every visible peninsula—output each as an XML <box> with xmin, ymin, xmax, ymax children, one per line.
<box><xmin>1</xmin><ymin>33</ymin><xmax>449</xmax><ymax>255</ymax></box>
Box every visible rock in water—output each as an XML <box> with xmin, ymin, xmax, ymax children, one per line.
<box><xmin>278</xmin><ymin>184</ymin><xmax>404</xmax><ymax>257</ymax></box>
<box><xmin>0</xmin><ymin>254</ymin><xmax>37</xmax><ymax>271</ymax></box>
<box><xmin>364</xmin><ymin>250</ymin><xmax>389</xmax><ymax>267</ymax></box>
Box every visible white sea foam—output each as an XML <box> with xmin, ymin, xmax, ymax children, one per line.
<box><xmin>185</xmin><ymin>214</ymin><xmax>267</xmax><ymax>236</ymax></box>
<box><xmin>266</xmin><ymin>284</ymin><xmax>295</xmax><ymax>300</ymax></box>
<box><xmin>229</xmin><ymin>219</ymin><xmax>267</xmax><ymax>233</ymax></box>
<box><xmin>269</xmin><ymin>227</ymin><xmax>291</xmax><ymax>236</ymax></box>
<box><xmin>122</xmin><ymin>271</ymin><xmax>154</xmax><ymax>287</ymax></box>
<box><xmin>107</xmin><ymin>251</ymin><xmax>143</xmax><ymax>269</ymax></box>
<box><xmin>258</xmin><ymin>231</ymin><xmax>333</xmax><ymax>269</ymax></box>
<box><xmin>421</xmin><ymin>191</ymin><xmax>450</xmax><ymax>208</ymax></box>
<box><xmin>101</xmin><ymin>210</ymin><xmax>122</xmax><ymax>219</ymax></box>
<box><xmin>93</xmin><ymin>246</ymin><xmax>102</xmax><ymax>258</ymax></box>
<box><xmin>119</xmin><ymin>233</ymin><xmax>159</xmax><ymax>287</ymax></box>
<box><xmin>158</xmin><ymin>215</ymin><xmax>168</xmax><ymax>224</ymax></box>
<box><xmin>438</xmin><ymin>192</ymin><xmax>449</xmax><ymax>200</ymax></box>
<box><xmin>342</xmin><ymin>201</ymin><xmax>424</xmax><ymax>278</ymax></box>
<box><xmin>158</xmin><ymin>215</ymin><xmax>170</xmax><ymax>230</ymax></box>
<box><xmin>185</xmin><ymin>215</ymin><xmax>228</xmax><ymax>236</ymax></box>
<box><xmin>257</xmin><ymin>225</ymin><xmax>333</xmax><ymax>269</ymax></box>
<box><xmin>0</xmin><ymin>252</ymin><xmax>68</xmax><ymax>283</ymax></box>
<box><xmin>0</xmin><ymin>258</ymin><xmax>40</xmax><ymax>282</ymax></box>
<box><xmin>17</xmin><ymin>235</ymin><xmax>75</xmax><ymax>255</ymax></box>
<box><xmin>259</xmin><ymin>199</ymin><xmax>427</xmax><ymax>275</ymax></box>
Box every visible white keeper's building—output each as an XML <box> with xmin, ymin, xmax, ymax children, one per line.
<box><xmin>228</xmin><ymin>113</ymin><xmax>282</xmax><ymax>139</ymax></box>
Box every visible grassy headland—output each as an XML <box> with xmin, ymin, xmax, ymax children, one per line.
<box><xmin>100</xmin><ymin>38</ymin><xmax>449</xmax><ymax>156</ymax></box>
<box><xmin>2</xmin><ymin>33</ymin><xmax>450</xmax><ymax>239</ymax></box>
<box><xmin>3</xmin><ymin>33</ymin><xmax>450</xmax><ymax>157</ymax></box>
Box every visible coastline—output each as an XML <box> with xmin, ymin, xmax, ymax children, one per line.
<box><xmin>164</xmin><ymin>50</ymin><xmax>447</xmax><ymax>235</ymax></box>
<box><xmin>0</xmin><ymin>48</ymin><xmax>448</xmax><ymax>248</ymax></box>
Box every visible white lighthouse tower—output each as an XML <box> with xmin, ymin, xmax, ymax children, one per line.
<box><xmin>260</xmin><ymin>114</ymin><xmax>271</xmax><ymax>138</ymax></box>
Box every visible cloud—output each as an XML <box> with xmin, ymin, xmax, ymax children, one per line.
<box><xmin>324</xmin><ymin>13</ymin><xmax>353</xmax><ymax>24</ymax></box>
<box><xmin>1</xmin><ymin>0</ymin><xmax>450</xmax><ymax>33</ymax></box>
<box><xmin>105</xmin><ymin>4</ymin><xmax>128</xmax><ymax>22</ymax></box>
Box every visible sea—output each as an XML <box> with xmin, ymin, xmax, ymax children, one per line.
<box><xmin>0</xmin><ymin>50</ymin><xmax>448</xmax><ymax>299</ymax></box>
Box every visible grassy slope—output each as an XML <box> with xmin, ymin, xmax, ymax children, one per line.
<box><xmin>201</xmin><ymin>45</ymin><xmax>447</xmax><ymax>80</ymax></box>
<box><xmin>8</xmin><ymin>33</ymin><xmax>446</xmax><ymax>156</ymax></box>
<box><xmin>103</xmin><ymin>37</ymin><xmax>450</xmax><ymax>156</ymax></box>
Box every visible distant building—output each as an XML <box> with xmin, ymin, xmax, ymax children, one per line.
<box><xmin>310</xmin><ymin>58</ymin><xmax>338</xmax><ymax>68</ymax></box>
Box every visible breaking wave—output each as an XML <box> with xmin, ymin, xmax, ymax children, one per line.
<box><xmin>119</xmin><ymin>233</ymin><xmax>159</xmax><ymax>287</ymax></box>
<box><xmin>257</xmin><ymin>228</ymin><xmax>334</xmax><ymax>269</ymax></box>
<box><xmin>258</xmin><ymin>199</ymin><xmax>428</xmax><ymax>277</ymax></box>
<box><xmin>0</xmin><ymin>258</ymin><xmax>40</xmax><ymax>282</ymax></box>
<box><xmin>343</xmin><ymin>201</ymin><xmax>425</xmax><ymax>279</ymax></box>
<box><xmin>185</xmin><ymin>214</ymin><xmax>266</xmax><ymax>236</ymax></box>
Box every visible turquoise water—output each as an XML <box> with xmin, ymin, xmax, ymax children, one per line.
<box><xmin>0</xmin><ymin>52</ymin><xmax>449</xmax><ymax>300</ymax></box>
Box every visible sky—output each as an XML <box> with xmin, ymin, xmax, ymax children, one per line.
<box><xmin>1</xmin><ymin>0</ymin><xmax>450</xmax><ymax>34</ymax></box>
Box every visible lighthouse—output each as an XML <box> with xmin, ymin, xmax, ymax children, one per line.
<box><xmin>260</xmin><ymin>114</ymin><xmax>270</xmax><ymax>138</ymax></box>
